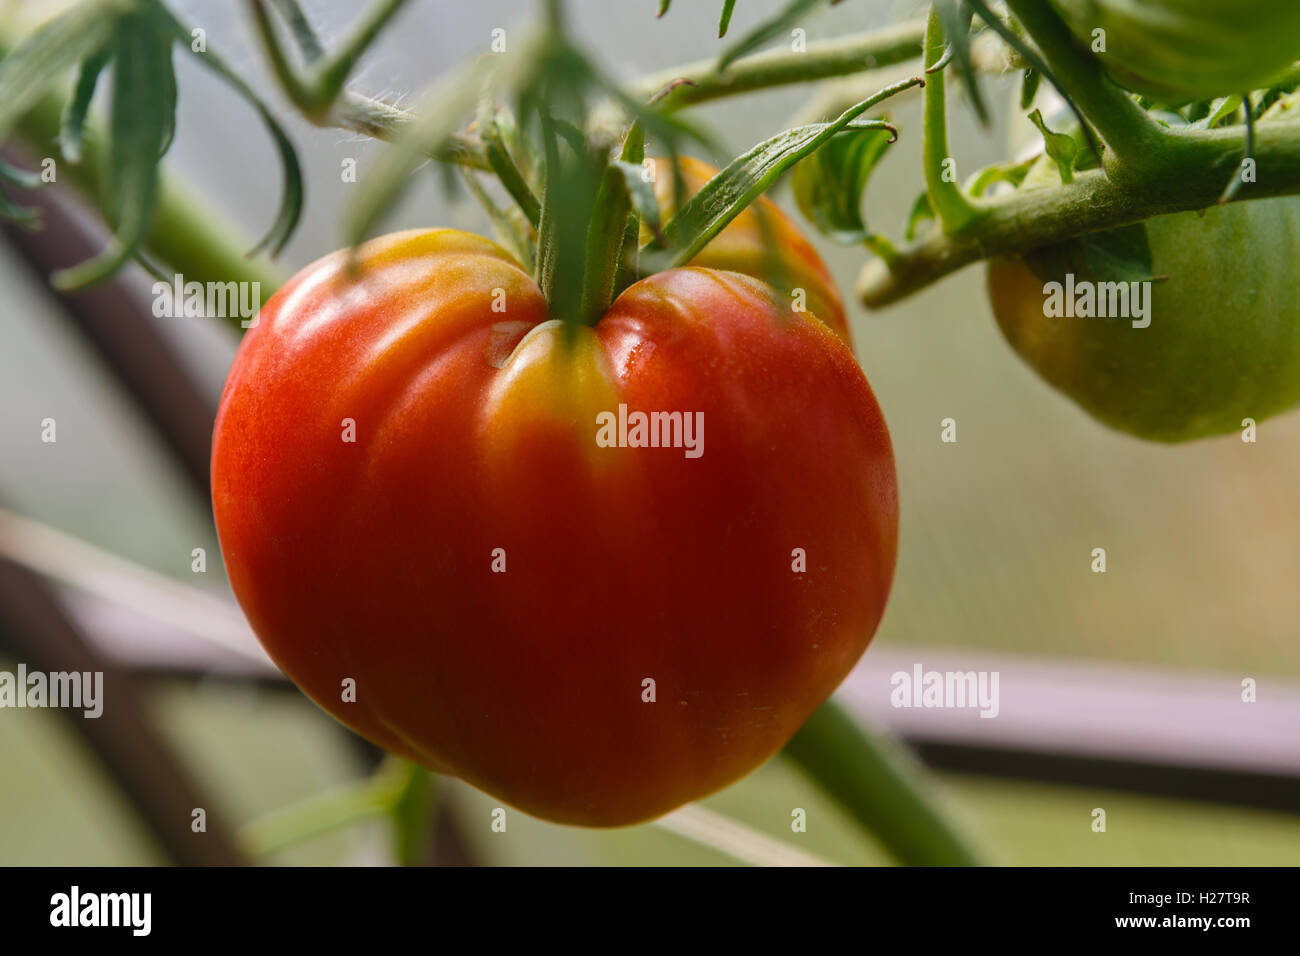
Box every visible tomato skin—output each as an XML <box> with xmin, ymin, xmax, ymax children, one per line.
<box><xmin>212</xmin><ymin>229</ymin><xmax>897</xmax><ymax>826</ymax></box>
<box><xmin>1051</xmin><ymin>0</ymin><xmax>1300</xmax><ymax>102</ymax></box>
<box><xmin>651</xmin><ymin>156</ymin><xmax>852</xmax><ymax>346</ymax></box>
<box><xmin>988</xmin><ymin>197</ymin><xmax>1300</xmax><ymax>442</ymax></box>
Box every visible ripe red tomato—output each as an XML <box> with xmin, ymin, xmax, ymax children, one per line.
<box><xmin>212</xmin><ymin>229</ymin><xmax>897</xmax><ymax>826</ymax></box>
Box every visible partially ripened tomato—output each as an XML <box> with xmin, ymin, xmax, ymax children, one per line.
<box><xmin>651</xmin><ymin>156</ymin><xmax>852</xmax><ymax>346</ymax></box>
<box><xmin>988</xmin><ymin>197</ymin><xmax>1300</xmax><ymax>441</ymax></box>
<box><xmin>1050</xmin><ymin>0</ymin><xmax>1300</xmax><ymax>102</ymax></box>
<box><xmin>211</xmin><ymin>228</ymin><xmax>897</xmax><ymax>826</ymax></box>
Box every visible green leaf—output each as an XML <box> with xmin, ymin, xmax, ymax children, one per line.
<box><xmin>658</xmin><ymin>0</ymin><xmax>671</xmax><ymax>16</ymax></box>
<box><xmin>966</xmin><ymin>156</ymin><xmax>1034</xmax><ymax>197</ymax></box>
<box><xmin>717</xmin><ymin>0</ymin><xmax>827</xmax><ymax>71</ymax></box>
<box><xmin>0</xmin><ymin>160</ymin><xmax>42</xmax><ymax>227</ymax></box>
<box><xmin>1019</xmin><ymin>67</ymin><xmax>1040</xmax><ymax>111</ymax></box>
<box><xmin>0</xmin><ymin>159</ymin><xmax>43</xmax><ymax>190</ymax></box>
<box><xmin>484</xmin><ymin>110</ymin><xmax>542</xmax><ymax>228</ymax></box>
<box><xmin>1023</xmin><ymin>224</ymin><xmax>1155</xmax><ymax>287</ymax></box>
<box><xmin>0</xmin><ymin>187</ymin><xmax>40</xmax><ymax>228</ymax></box>
<box><xmin>0</xmin><ymin>0</ymin><xmax>122</xmax><ymax>144</ymax></box>
<box><xmin>157</xmin><ymin>7</ymin><xmax>304</xmax><ymax>257</ymax></box>
<box><xmin>60</xmin><ymin>45</ymin><xmax>113</xmax><ymax>165</ymax></box>
<box><xmin>718</xmin><ymin>0</ymin><xmax>738</xmax><ymax>37</ymax></box>
<box><xmin>649</xmin><ymin>75</ymin><xmax>920</xmax><ymax>271</ymax></box>
<box><xmin>792</xmin><ymin>122</ymin><xmax>894</xmax><ymax>244</ymax></box>
<box><xmin>1028</xmin><ymin>108</ymin><xmax>1077</xmax><ymax>184</ymax></box>
<box><xmin>53</xmin><ymin>12</ymin><xmax>172</xmax><ymax>290</ymax></box>
<box><xmin>612</xmin><ymin>160</ymin><xmax>660</xmax><ymax>235</ymax></box>
<box><xmin>458</xmin><ymin>168</ymin><xmax>536</xmax><ymax>272</ymax></box>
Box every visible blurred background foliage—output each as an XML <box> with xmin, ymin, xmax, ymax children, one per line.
<box><xmin>1</xmin><ymin>0</ymin><xmax>1298</xmax><ymax>865</ymax></box>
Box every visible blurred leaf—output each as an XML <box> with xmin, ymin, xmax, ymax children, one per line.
<box><xmin>60</xmin><ymin>45</ymin><xmax>113</xmax><ymax>165</ymax></box>
<box><xmin>0</xmin><ymin>159</ymin><xmax>42</xmax><ymax>227</ymax></box>
<box><xmin>269</xmin><ymin>0</ymin><xmax>326</xmax><ymax>62</ymax></box>
<box><xmin>1019</xmin><ymin>67</ymin><xmax>1039</xmax><ymax>111</ymax></box>
<box><xmin>158</xmin><ymin>7</ymin><xmax>304</xmax><ymax>257</ymax></box>
<box><xmin>484</xmin><ymin>110</ymin><xmax>542</xmax><ymax>228</ymax></box>
<box><xmin>344</xmin><ymin>53</ymin><xmax>504</xmax><ymax>246</ymax></box>
<box><xmin>0</xmin><ymin>0</ymin><xmax>121</xmax><ymax>143</ymax></box>
<box><xmin>0</xmin><ymin>158</ymin><xmax>43</xmax><ymax>190</ymax></box>
<box><xmin>1023</xmin><ymin>223</ymin><xmax>1155</xmax><ymax>286</ymax></box>
<box><xmin>792</xmin><ymin>122</ymin><xmax>894</xmax><ymax>244</ymax></box>
<box><xmin>717</xmin><ymin>0</ymin><xmax>830</xmax><ymax>71</ymax></box>
<box><xmin>718</xmin><ymin>0</ymin><xmax>737</xmax><ymax>37</ymax></box>
<box><xmin>934</xmin><ymin>0</ymin><xmax>988</xmax><ymax>126</ymax></box>
<box><xmin>53</xmin><ymin>12</ymin><xmax>172</xmax><ymax>290</ymax></box>
<box><xmin>459</xmin><ymin>168</ymin><xmax>536</xmax><ymax>271</ymax></box>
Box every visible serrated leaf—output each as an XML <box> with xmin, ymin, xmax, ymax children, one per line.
<box><xmin>650</xmin><ymin>76</ymin><xmax>918</xmax><ymax>270</ymax></box>
<box><xmin>792</xmin><ymin>123</ymin><xmax>894</xmax><ymax>244</ymax></box>
<box><xmin>717</xmin><ymin>0</ymin><xmax>827</xmax><ymax>71</ymax></box>
<box><xmin>157</xmin><ymin>7</ymin><xmax>303</xmax><ymax>257</ymax></box>
<box><xmin>60</xmin><ymin>45</ymin><xmax>113</xmax><ymax>165</ymax></box>
<box><xmin>1028</xmin><ymin>108</ymin><xmax>1077</xmax><ymax>184</ymax></box>
<box><xmin>53</xmin><ymin>13</ymin><xmax>171</xmax><ymax>290</ymax></box>
<box><xmin>0</xmin><ymin>0</ymin><xmax>122</xmax><ymax>143</ymax></box>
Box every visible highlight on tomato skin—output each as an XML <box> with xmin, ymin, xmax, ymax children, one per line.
<box><xmin>211</xmin><ymin>227</ymin><xmax>898</xmax><ymax>827</ymax></box>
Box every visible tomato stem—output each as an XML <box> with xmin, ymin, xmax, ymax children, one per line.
<box><xmin>921</xmin><ymin>7</ymin><xmax>986</xmax><ymax>235</ymax></box>
<box><xmin>784</xmin><ymin>702</ymin><xmax>988</xmax><ymax>866</ymax></box>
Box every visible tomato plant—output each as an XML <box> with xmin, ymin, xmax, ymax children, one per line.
<box><xmin>211</xmin><ymin>226</ymin><xmax>897</xmax><ymax>826</ymax></box>
<box><xmin>1050</xmin><ymin>0</ymin><xmax>1300</xmax><ymax>103</ymax></box>
<box><xmin>10</xmin><ymin>0</ymin><xmax>1300</xmax><ymax>865</ymax></box>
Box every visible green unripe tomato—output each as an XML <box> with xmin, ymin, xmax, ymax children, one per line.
<box><xmin>987</xmin><ymin>197</ymin><xmax>1300</xmax><ymax>442</ymax></box>
<box><xmin>1050</xmin><ymin>0</ymin><xmax>1300</xmax><ymax>102</ymax></box>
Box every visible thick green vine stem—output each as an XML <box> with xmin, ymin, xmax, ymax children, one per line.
<box><xmin>922</xmin><ymin>8</ymin><xmax>985</xmax><ymax>234</ymax></box>
<box><xmin>783</xmin><ymin>702</ymin><xmax>987</xmax><ymax>866</ymax></box>
<box><xmin>857</xmin><ymin>114</ymin><xmax>1300</xmax><ymax>307</ymax></box>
